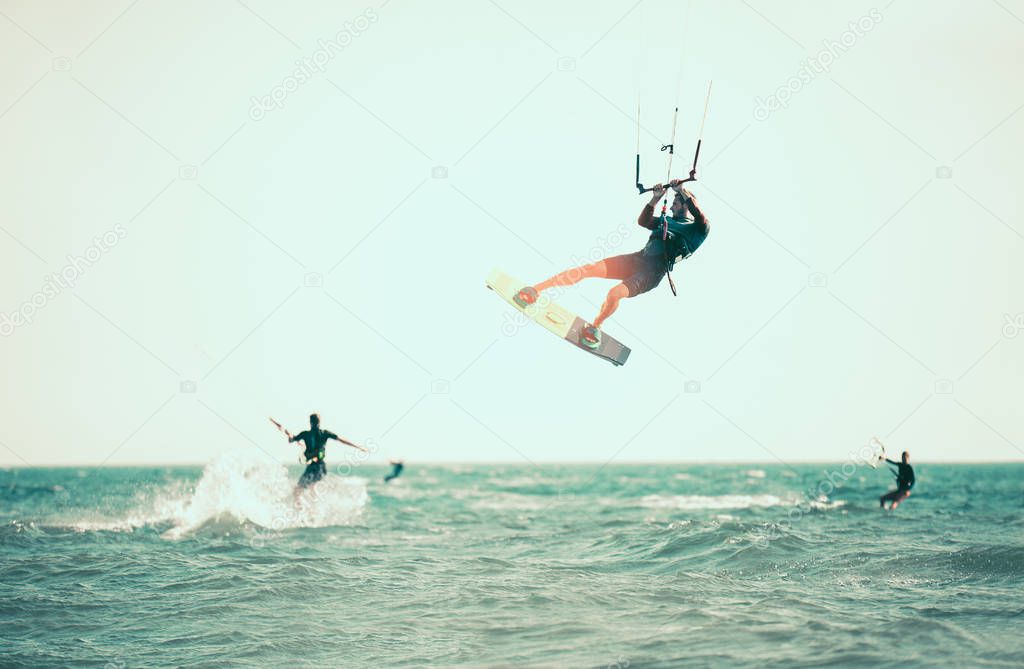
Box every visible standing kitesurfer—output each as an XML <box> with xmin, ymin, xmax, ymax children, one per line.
<box><xmin>513</xmin><ymin>180</ymin><xmax>710</xmax><ymax>348</ymax></box>
<box><xmin>879</xmin><ymin>451</ymin><xmax>915</xmax><ymax>510</ymax></box>
<box><xmin>285</xmin><ymin>413</ymin><xmax>365</xmax><ymax>488</ymax></box>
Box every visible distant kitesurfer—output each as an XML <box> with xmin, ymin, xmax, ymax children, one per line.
<box><xmin>513</xmin><ymin>180</ymin><xmax>709</xmax><ymax>348</ymax></box>
<box><xmin>280</xmin><ymin>413</ymin><xmax>365</xmax><ymax>488</ymax></box>
<box><xmin>879</xmin><ymin>451</ymin><xmax>915</xmax><ymax>510</ymax></box>
<box><xmin>384</xmin><ymin>460</ymin><xmax>404</xmax><ymax>483</ymax></box>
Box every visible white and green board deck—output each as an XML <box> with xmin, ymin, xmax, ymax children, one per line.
<box><xmin>486</xmin><ymin>269</ymin><xmax>631</xmax><ymax>367</ymax></box>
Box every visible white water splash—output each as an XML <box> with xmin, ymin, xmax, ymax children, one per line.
<box><xmin>67</xmin><ymin>452</ymin><xmax>368</xmax><ymax>537</ymax></box>
<box><xmin>162</xmin><ymin>452</ymin><xmax>368</xmax><ymax>539</ymax></box>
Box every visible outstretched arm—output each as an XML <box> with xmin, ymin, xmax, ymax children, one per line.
<box><xmin>328</xmin><ymin>432</ymin><xmax>368</xmax><ymax>453</ymax></box>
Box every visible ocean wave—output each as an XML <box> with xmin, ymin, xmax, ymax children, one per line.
<box><xmin>486</xmin><ymin>475</ymin><xmax>566</xmax><ymax>489</ymax></box>
<box><xmin>0</xmin><ymin>520</ymin><xmax>46</xmax><ymax>541</ymax></box>
<box><xmin>910</xmin><ymin>545</ymin><xmax>1024</xmax><ymax>580</ymax></box>
<box><xmin>636</xmin><ymin>493</ymin><xmax>799</xmax><ymax>511</ymax></box>
<box><xmin>468</xmin><ymin>492</ymin><xmax>549</xmax><ymax>511</ymax></box>
<box><xmin>0</xmin><ymin>483</ymin><xmax>67</xmax><ymax>501</ymax></box>
<box><xmin>807</xmin><ymin>496</ymin><xmax>847</xmax><ymax>510</ymax></box>
<box><xmin>640</xmin><ymin>517</ymin><xmax>799</xmax><ymax>561</ymax></box>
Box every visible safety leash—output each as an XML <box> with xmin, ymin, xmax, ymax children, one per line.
<box><xmin>660</xmin><ymin>204</ymin><xmax>678</xmax><ymax>297</ymax></box>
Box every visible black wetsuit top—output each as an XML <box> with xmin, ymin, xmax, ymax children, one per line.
<box><xmin>291</xmin><ymin>428</ymin><xmax>337</xmax><ymax>463</ymax></box>
<box><xmin>638</xmin><ymin>203</ymin><xmax>710</xmax><ymax>270</ymax></box>
<box><xmin>886</xmin><ymin>460</ymin><xmax>915</xmax><ymax>490</ymax></box>
<box><xmin>384</xmin><ymin>462</ymin><xmax>404</xmax><ymax>483</ymax></box>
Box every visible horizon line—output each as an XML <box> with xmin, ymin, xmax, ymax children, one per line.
<box><xmin>2</xmin><ymin>459</ymin><xmax>1022</xmax><ymax>469</ymax></box>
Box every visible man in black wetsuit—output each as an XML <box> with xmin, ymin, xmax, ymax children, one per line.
<box><xmin>513</xmin><ymin>180</ymin><xmax>710</xmax><ymax>348</ymax></box>
<box><xmin>384</xmin><ymin>460</ymin><xmax>404</xmax><ymax>483</ymax></box>
<box><xmin>288</xmin><ymin>413</ymin><xmax>365</xmax><ymax>488</ymax></box>
<box><xmin>879</xmin><ymin>451</ymin><xmax>915</xmax><ymax>510</ymax></box>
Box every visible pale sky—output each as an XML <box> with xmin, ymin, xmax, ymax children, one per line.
<box><xmin>1</xmin><ymin>0</ymin><xmax>1021</xmax><ymax>466</ymax></box>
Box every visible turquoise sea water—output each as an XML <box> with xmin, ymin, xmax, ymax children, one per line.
<box><xmin>2</xmin><ymin>457</ymin><xmax>1022</xmax><ymax>668</ymax></box>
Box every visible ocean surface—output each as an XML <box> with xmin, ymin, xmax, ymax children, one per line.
<box><xmin>2</xmin><ymin>457</ymin><xmax>1022</xmax><ymax>668</ymax></box>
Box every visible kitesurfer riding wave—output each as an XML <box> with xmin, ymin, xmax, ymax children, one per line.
<box><xmin>275</xmin><ymin>413</ymin><xmax>366</xmax><ymax>488</ymax></box>
<box><xmin>384</xmin><ymin>460</ymin><xmax>404</xmax><ymax>483</ymax></box>
<box><xmin>879</xmin><ymin>451</ymin><xmax>915</xmax><ymax>510</ymax></box>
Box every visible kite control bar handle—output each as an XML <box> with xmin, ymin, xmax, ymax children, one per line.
<box><xmin>635</xmin><ymin>170</ymin><xmax>697</xmax><ymax>195</ymax></box>
<box><xmin>635</xmin><ymin>136</ymin><xmax>702</xmax><ymax>194</ymax></box>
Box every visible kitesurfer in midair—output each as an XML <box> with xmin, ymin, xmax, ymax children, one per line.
<box><xmin>879</xmin><ymin>451</ymin><xmax>915</xmax><ymax>510</ymax></box>
<box><xmin>513</xmin><ymin>180</ymin><xmax>710</xmax><ymax>348</ymax></box>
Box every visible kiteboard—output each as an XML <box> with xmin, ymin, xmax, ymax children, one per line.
<box><xmin>486</xmin><ymin>269</ymin><xmax>630</xmax><ymax>366</ymax></box>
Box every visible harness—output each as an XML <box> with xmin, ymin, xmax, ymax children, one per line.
<box><xmin>659</xmin><ymin>208</ymin><xmax>694</xmax><ymax>297</ymax></box>
<box><xmin>302</xmin><ymin>429</ymin><xmax>327</xmax><ymax>465</ymax></box>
